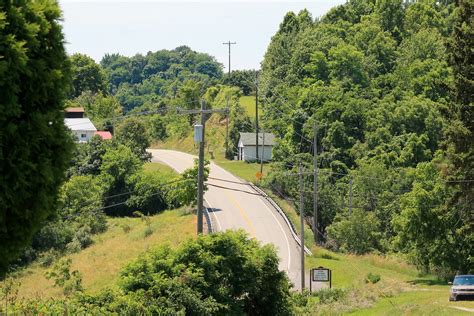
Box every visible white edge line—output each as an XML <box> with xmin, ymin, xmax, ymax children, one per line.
<box><xmin>252</xmin><ymin>184</ymin><xmax>312</xmax><ymax>255</ymax></box>
<box><xmin>204</xmin><ymin>197</ymin><xmax>222</xmax><ymax>232</ymax></box>
<box><xmin>257</xmin><ymin>195</ymin><xmax>292</xmax><ymax>273</ymax></box>
<box><xmin>211</xmin><ymin>163</ymin><xmax>293</xmax><ymax>272</ymax></box>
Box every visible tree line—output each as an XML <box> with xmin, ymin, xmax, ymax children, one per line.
<box><xmin>259</xmin><ymin>0</ymin><xmax>472</xmax><ymax>277</ymax></box>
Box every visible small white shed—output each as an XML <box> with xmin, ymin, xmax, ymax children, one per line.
<box><xmin>65</xmin><ymin>118</ymin><xmax>97</xmax><ymax>143</ymax></box>
<box><xmin>238</xmin><ymin>132</ymin><xmax>275</xmax><ymax>162</ymax></box>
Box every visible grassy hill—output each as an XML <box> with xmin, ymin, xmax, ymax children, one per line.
<box><xmin>13</xmin><ymin>208</ymin><xmax>196</xmax><ymax>299</ymax></box>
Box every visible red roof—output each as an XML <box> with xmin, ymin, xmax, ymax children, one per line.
<box><xmin>65</xmin><ymin>107</ymin><xmax>85</xmax><ymax>113</ymax></box>
<box><xmin>95</xmin><ymin>131</ymin><xmax>112</xmax><ymax>140</ymax></box>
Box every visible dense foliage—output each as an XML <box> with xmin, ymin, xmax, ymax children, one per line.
<box><xmin>100</xmin><ymin>46</ymin><xmax>223</xmax><ymax>112</ymax></box>
<box><xmin>0</xmin><ymin>0</ymin><xmax>72</xmax><ymax>275</ymax></box>
<box><xmin>69</xmin><ymin>53</ymin><xmax>107</xmax><ymax>98</ymax></box>
<box><xmin>260</xmin><ymin>0</ymin><xmax>471</xmax><ymax>275</ymax></box>
<box><xmin>6</xmin><ymin>231</ymin><xmax>293</xmax><ymax>315</ymax></box>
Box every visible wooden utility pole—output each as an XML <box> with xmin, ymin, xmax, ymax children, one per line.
<box><xmin>349</xmin><ymin>177</ymin><xmax>353</xmax><ymax>216</ymax></box>
<box><xmin>178</xmin><ymin>102</ymin><xmax>228</xmax><ymax>234</ymax></box>
<box><xmin>299</xmin><ymin>163</ymin><xmax>305</xmax><ymax>292</ymax></box>
<box><xmin>255</xmin><ymin>71</ymin><xmax>259</xmax><ymax>160</ymax></box>
<box><xmin>313</xmin><ymin>122</ymin><xmax>318</xmax><ymax>243</ymax></box>
<box><xmin>225</xmin><ymin>98</ymin><xmax>229</xmax><ymax>157</ymax></box>
<box><xmin>260</xmin><ymin>130</ymin><xmax>265</xmax><ymax>175</ymax></box>
<box><xmin>222</xmin><ymin>41</ymin><xmax>236</xmax><ymax>74</ymax></box>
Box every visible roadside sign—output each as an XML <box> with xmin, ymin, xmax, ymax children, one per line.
<box><xmin>313</xmin><ymin>268</ymin><xmax>330</xmax><ymax>282</ymax></box>
<box><xmin>309</xmin><ymin>266</ymin><xmax>332</xmax><ymax>292</ymax></box>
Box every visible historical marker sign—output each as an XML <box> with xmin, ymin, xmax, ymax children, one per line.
<box><xmin>309</xmin><ymin>266</ymin><xmax>332</xmax><ymax>292</ymax></box>
<box><xmin>313</xmin><ymin>268</ymin><xmax>330</xmax><ymax>282</ymax></box>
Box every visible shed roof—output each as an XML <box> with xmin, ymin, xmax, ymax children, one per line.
<box><xmin>95</xmin><ymin>131</ymin><xmax>113</xmax><ymax>140</ymax></box>
<box><xmin>65</xmin><ymin>118</ymin><xmax>97</xmax><ymax>131</ymax></box>
<box><xmin>239</xmin><ymin>132</ymin><xmax>276</xmax><ymax>146</ymax></box>
<box><xmin>65</xmin><ymin>107</ymin><xmax>84</xmax><ymax>113</ymax></box>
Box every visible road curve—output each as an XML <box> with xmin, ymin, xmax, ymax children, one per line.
<box><xmin>148</xmin><ymin>149</ymin><xmax>302</xmax><ymax>290</ymax></box>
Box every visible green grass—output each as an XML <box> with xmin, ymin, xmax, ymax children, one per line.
<box><xmin>263</xmin><ymin>189</ymin><xmax>315</xmax><ymax>248</ymax></box>
<box><xmin>240</xmin><ymin>96</ymin><xmax>256</xmax><ymax>118</ymax></box>
<box><xmin>213</xmin><ymin>156</ymin><xmax>267</xmax><ymax>183</ymax></box>
<box><xmin>143</xmin><ymin>161</ymin><xmax>177</xmax><ymax>176</ymax></box>
<box><xmin>302</xmin><ymin>249</ymin><xmax>474</xmax><ymax>314</ymax></box>
<box><xmin>13</xmin><ymin>209</ymin><xmax>196</xmax><ymax>299</ymax></box>
<box><xmin>239</xmin><ymin>95</ymin><xmax>265</xmax><ymax>119</ymax></box>
<box><xmin>350</xmin><ymin>289</ymin><xmax>474</xmax><ymax>315</ymax></box>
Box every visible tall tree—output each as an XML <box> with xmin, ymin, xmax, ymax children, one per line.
<box><xmin>444</xmin><ymin>0</ymin><xmax>474</xmax><ymax>273</ymax></box>
<box><xmin>0</xmin><ymin>1</ymin><xmax>72</xmax><ymax>275</ymax></box>
<box><xmin>70</xmin><ymin>53</ymin><xmax>107</xmax><ymax>98</ymax></box>
<box><xmin>115</xmin><ymin>118</ymin><xmax>151</xmax><ymax>161</ymax></box>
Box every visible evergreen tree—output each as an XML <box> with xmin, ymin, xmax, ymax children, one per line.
<box><xmin>444</xmin><ymin>0</ymin><xmax>473</xmax><ymax>273</ymax></box>
<box><xmin>0</xmin><ymin>1</ymin><xmax>72</xmax><ymax>275</ymax></box>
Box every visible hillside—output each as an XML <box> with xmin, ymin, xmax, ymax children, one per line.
<box><xmin>13</xmin><ymin>207</ymin><xmax>196</xmax><ymax>299</ymax></box>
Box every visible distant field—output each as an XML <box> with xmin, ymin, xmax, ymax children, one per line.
<box><xmin>13</xmin><ymin>209</ymin><xmax>196</xmax><ymax>299</ymax></box>
<box><xmin>239</xmin><ymin>95</ymin><xmax>263</xmax><ymax>118</ymax></box>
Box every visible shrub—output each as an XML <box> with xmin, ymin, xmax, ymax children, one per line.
<box><xmin>366</xmin><ymin>272</ymin><xmax>381</xmax><ymax>284</ymax></box>
<box><xmin>38</xmin><ymin>249</ymin><xmax>62</xmax><ymax>267</ymax></box>
<box><xmin>44</xmin><ymin>259</ymin><xmax>83</xmax><ymax>296</ymax></box>
<box><xmin>327</xmin><ymin>209</ymin><xmax>382</xmax><ymax>254</ymax></box>
<box><xmin>126</xmin><ymin>172</ymin><xmax>169</xmax><ymax>214</ymax></box>
<box><xmin>317</xmin><ymin>288</ymin><xmax>347</xmax><ymax>304</ymax></box>
<box><xmin>121</xmin><ymin>224</ymin><xmax>131</xmax><ymax>234</ymax></box>
<box><xmin>118</xmin><ymin>230</ymin><xmax>292</xmax><ymax>315</ymax></box>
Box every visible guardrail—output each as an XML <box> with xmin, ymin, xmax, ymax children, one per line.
<box><xmin>204</xmin><ymin>206</ymin><xmax>213</xmax><ymax>234</ymax></box>
<box><xmin>249</xmin><ymin>183</ymin><xmax>312</xmax><ymax>255</ymax></box>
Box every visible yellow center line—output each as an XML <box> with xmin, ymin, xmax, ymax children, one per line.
<box><xmin>221</xmin><ymin>189</ymin><xmax>257</xmax><ymax>238</ymax></box>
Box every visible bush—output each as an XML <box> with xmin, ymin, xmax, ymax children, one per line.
<box><xmin>29</xmin><ymin>176</ymin><xmax>106</xmax><ymax>258</ymax></box>
<box><xmin>366</xmin><ymin>272</ymin><xmax>381</xmax><ymax>284</ymax></box>
<box><xmin>126</xmin><ymin>171</ymin><xmax>169</xmax><ymax>214</ymax></box>
<box><xmin>44</xmin><ymin>258</ymin><xmax>83</xmax><ymax>296</ymax></box>
<box><xmin>38</xmin><ymin>249</ymin><xmax>62</xmax><ymax>268</ymax></box>
<box><xmin>317</xmin><ymin>288</ymin><xmax>347</xmax><ymax>304</ymax></box>
<box><xmin>117</xmin><ymin>230</ymin><xmax>292</xmax><ymax>315</ymax></box>
<box><xmin>327</xmin><ymin>209</ymin><xmax>382</xmax><ymax>254</ymax></box>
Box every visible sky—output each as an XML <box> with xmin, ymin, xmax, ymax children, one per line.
<box><xmin>59</xmin><ymin>0</ymin><xmax>346</xmax><ymax>71</ymax></box>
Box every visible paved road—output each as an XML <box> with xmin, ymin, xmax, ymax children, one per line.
<box><xmin>148</xmin><ymin>149</ymin><xmax>302</xmax><ymax>289</ymax></box>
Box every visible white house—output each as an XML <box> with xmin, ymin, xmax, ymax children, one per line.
<box><xmin>238</xmin><ymin>132</ymin><xmax>275</xmax><ymax>162</ymax></box>
<box><xmin>65</xmin><ymin>118</ymin><xmax>97</xmax><ymax>143</ymax></box>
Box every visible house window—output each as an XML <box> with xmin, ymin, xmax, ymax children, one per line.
<box><xmin>81</xmin><ymin>133</ymin><xmax>86</xmax><ymax>138</ymax></box>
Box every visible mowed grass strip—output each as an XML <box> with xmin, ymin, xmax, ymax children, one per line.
<box><xmin>15</xmin><ymin>209</ymin><xmax>196</xmax><ymax>299</ymax></box>
<box><xmin>350</xmin><ymin>289</ymin><xmax>474</xmax><ymax>315</ymax></box>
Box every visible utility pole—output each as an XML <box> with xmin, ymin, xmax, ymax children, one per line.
<box><xmin>349</xmin><ymin>177</ymin><xmax>353</xmax><ymax>216</ymax></box>
<box><xmin>255</xmin><ymin>71</ymin><xmax>259</xmax><ymax>160</ymax></box>
<box><xmin>225</xmin><ymin>98</ymin><xmax>229</xmax><ymax>158</ymax></box>
<box><xmin>313</xmin><ymin>122</ymin><xmax>318</xmax><ymax>243</ymax></box>
<box><xmin>222</xmin><ymin>41</ymin><xmax>236</xmax><ymax>75</ymax></box>
<box><xmin>197</xmin><ymin>100</ymin><xmax>206</xmax><ymax>234</ymax></box>
<box><xmin>177</xmin><ymin>102</ymin><xmax>228</xmax><ymax>234</ymax></box>
<box><xmin>260</xmin><ymin>130</ymin><xmax>265</xmax><ymax>175</ymax></box>
<box><xmin>299</xmin><ymin>163</ymin><xmax>305</xmax><ymax>292</ymax></box>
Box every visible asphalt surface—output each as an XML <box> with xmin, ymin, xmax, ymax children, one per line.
<box><xmin>148</xmin><ymin>149</ymin><xmax>303</xmax><ymax>290</ymax></box>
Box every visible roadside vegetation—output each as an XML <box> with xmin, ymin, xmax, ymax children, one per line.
<box><xmin>1</xmin><ymin>0</ymin><xmax>472</xmax><ymax>314</ymax></box>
